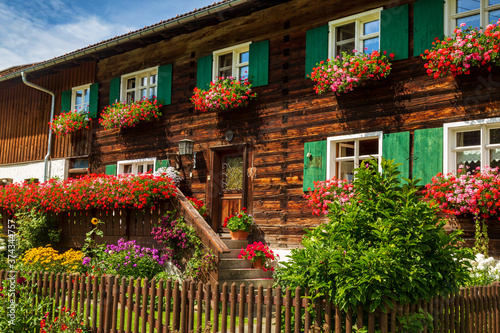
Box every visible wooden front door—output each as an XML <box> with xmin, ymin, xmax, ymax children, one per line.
<box><xmin>209</xmin><ymin>145</ymin><xmax>248</xmax><ymax>232</ymax></box>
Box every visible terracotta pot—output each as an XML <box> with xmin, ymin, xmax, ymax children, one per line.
<box><xmin>230</xmin><ymin>230</ymin><xmax>249</xmax><ymax>240</ymax></box>
<box><xmin>252</xmin><ymin>257</ymin><xmax>264</xmax><ymax>269</ymax></box>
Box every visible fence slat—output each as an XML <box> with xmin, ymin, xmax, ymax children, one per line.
<box><xmin>134</xmin><ymin>277</ymin><xmax>142</xmax><ymax>333</ymax></box>
<box><xmin>284</xmin><ymin>287</ymin><xmax>291</xmax><ymax>333</ymax></box>
<box><xmin>111</xmin><ymin>275</ymin><xmax>120</xmax><ymax>332</ymax></box>
<box><xmin>304</xmin><ymin>289</ymin><xmax>310</xmax><ymax>332</ymax></box>
<box><xmin>188</xmin><ymin>280</ymin><xmax>195</xmax><ymax>333</ymax></box>
<box><xmin>239</xmin><ymin>284</ymin><xmax>246</xmax><ymax>333</ymax></box>
<box><xmin>119</xmin><ymin>276</ymin><xmax>127</xmax><ymax>333</ymax></box>
<box><xmin>165</xmin><ymin>279</ymin><xmax>173</xmax><ymax>332</ymax></box>
<box><xmin>92</xmin><ymin>276</ymin><xmax>98</xmax><ymax>331</ymax></box>
<box><xmin>204</xmin><ymin>282</ymin><xmax>211</xmax><ymax>332</ymax></box>
<box><xmin>213</xmin><ymin>282</ymin><xmax>220</xmax><ymax>333</ymax></box>
<box><xmin>358</xmin><ymin>305</ymin><xmax>364</xmax><ymax>330</ymax></box>
<box><xmin>197</xmin><ymin>281</ymin><xmax>203</xmax><ymax>333</ymax></box>
<box><xmin>335</xmin><ymin>305</ymin><xmax>342</xmax><ymax>333</ymax></box>
<box><xmin>141</xmin><ymin>277</ymin><xmax>149</xmax><ymax>333</ymax></box>
<box><xmin>149</xmin><ymin>278</ymin><xmax>156</xmax><ymax>333</ymax></box>
<box><xmin>79</xmin><ymin>274</ymin><xmax>85</xmax><ymax>316</ymax></box>
<box><xmin>294</xmin><ymin>287</ymin><xmax>301</xmax><ymax>333</ymax></box>
<box><xmin>126</xmin><ymin>277</ymin><xmax>134</xmax><ymax>333</ymax></box>
<box><xmin>157</xmin><ymin>279</ymin><xmax>164</xmax><ymax>333</ymax></box>
<box><xmin>173</xmin><ymin>280</ymin><xmax>180</xmax><ymax>332</ymax></box>
<box><xmin>265</xmin><ymin>286</ymin><xmax>272</xmax><ymax>333</ymax></box>
<box><xmin>257</xmin><ymin>285</ymin><xmax>264</xmax><ymax>333</ymax></box>
<box><xmin>230</xmin><ymin>283</ymin><xmax>237</xmax><ymax>333</ymax></box>
<box><xmin>248</xmin><ymin>284</ymin><xmax>255</xmax><ymax>333</ymax></box>
<box><xmin>275</xmin><ymin>286</ymin><xmax>282</xmax><ymax>333</ymax></box>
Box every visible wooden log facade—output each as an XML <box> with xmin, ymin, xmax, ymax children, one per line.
<box><xmin>2</xmin><ymin>0</ymin><xmax>500</xmax><ymax>249</ymax></box>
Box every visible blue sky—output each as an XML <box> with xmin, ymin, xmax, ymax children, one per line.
<box><xmin>0</xmin><ymin>0</ymin><xmax>217</xmax><ymax>70</ymax></box>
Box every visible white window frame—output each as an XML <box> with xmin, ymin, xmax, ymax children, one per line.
<box><xmin>120</xmin><ymin>67</ymin><xmax>158</xmax><ymax>103</ymax></box>
<box><xmin>212</xmin><ymin>42</ymin><xmax>251</xmax><ymax>81</ymax></box>
<box><xmin>444</xmin><ymin>117</ymin><xmax>500</xmax><ymax>173</ymax></box>
<box><xmin>445</xmin><ymin>0</ymin><xmax>500</xmax><ymax>36</ymax></box>
<box><xmin>117</xmin><ymin>157</ymin><xmax>156</xmax><ymax>175</ymax></box>
<box><xmin>326</xmin><ymin>131</ymin><xmax>383</xmax><ymax>180</ymax></box>
<box><xmin>71</xmin><ymin>83</ymin><xmax>91</xmax><ymax>113</ymax></box>
<box><xmin>328</xmin><ymin>7</ymin><xmax>382</xmax><ymax>59</ymax></box>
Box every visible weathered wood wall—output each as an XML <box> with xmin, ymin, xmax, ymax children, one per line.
<box><xmin>0</xmin><ymin>61</ymin><xmax>96</xmax><ymax>164</ymax></box>
<box><xmin>88</xmin><ymin>0</ymin><xmax>500</xmax><ymax>248</ymax></box>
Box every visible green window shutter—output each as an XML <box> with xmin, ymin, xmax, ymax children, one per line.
<box><xmin>382</xmin><ymin>132</ymin><xmax>410</xmax><ymax>179</ymax></box>
<box><xmin>413</xmin><ymin>128</ymin><xmax>443</xmax><ymax>185</ymax></box>
<box><xmin>303</xmin><ymin>141</ymin><xmax>327</xmax><ymax>192</ymax></box>
<box><xmin>105</xmin><ymin>164</ymin><xmax>117</xmax><ymax>176</ymax></box>
<box><xmin>380</xmin><ymin>4</ymin><xmax>409</xmax><ymax>60</ymax></box>
<box><xmin>249</xmin><ymin>40</ymin><xmax>269</xmax><ymax>87</ymax></box>
<box><xmin>61</xmin><ymin>90</ymin><xmax>72</xmax><ymax>113</ymax></box>
<box><xmin>305</xmin><ymin>25</ymin><xmax>329</xmax><ymax>78</ymax></box>
<box><xmin>155</xmin><ymin>159</ymin><xmax>170</xmax><ymax>171</ymax></box>
<box><xmin>157</xmin><ymin>64</ymin><xmax>172</xmax><ymax>105</ymax></box>
<box><xmin>89</xmin><ymin>83</ymin><xmax>99</xmax><ymax>118</ymax></box>
<box><xmin>109</xmin><ymin>77</ymin><xmax>121</xmax><ymax>105</ymax></box>
<box><xmin>413</xmin><ymin>0</ymin><xmax>444</xmax><ymax>57</ymax></box>
<box><xmin>197</xmin><ymin>55</ymin><xmax>213</xmax><ymax>90</ymax></box>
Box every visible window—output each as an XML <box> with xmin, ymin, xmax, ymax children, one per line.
<box><xmin>121</xmin><ymin>67</ymin><xmax>158</xmax><ymax>103</ymax></box>
<box><xmin>444</xmin><ymin>117</ymin><xmax>500</xmax><ymax>173</ymax></box>
<box><xmin>326</xmin><ymin>132</ymin><xmax>383</xmax><ymax>180</ymax></box>
<box><xmin>213</xmin><ymin>42</ymin><xmax>251</xmax><ymax>80</ymax></box>
<box><xmin>117</xmin><ymin>158</ymin><xmax>156</xmax><ymax>175</ymax></box>
<box><xmin>446</xmin><ymin>0</ymin><xmax>500</xmax><ymax>34</ymax></box>
<box><xmin>71</xmin><ymin>84</ymin><xmax>90</xmax><ymax>113</ymax></box>
<box><xmin>328</xmin><ymin>8</ymin><xmax>382</xmax><ymax>59</ymax></box>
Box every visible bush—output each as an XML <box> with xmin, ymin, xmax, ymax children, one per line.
<box><xmin>465</xmin><ymin>253</ymin><xmax>500</xmax><ymax>286</ymax></box>
<box><xmin>15</xmin><ymin>210</ymin><xmax>60</xmax><ymax>255</ymax></box>
<box><xmin>274</xmin><ymin>158</ymin><xmax>473</xmax><ymax>312</ymax></box>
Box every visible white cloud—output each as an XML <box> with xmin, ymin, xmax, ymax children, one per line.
<box><xmin>0</xmin><ymin>2</ymin><xmax>132</xmax><ymax>70</ymax></box>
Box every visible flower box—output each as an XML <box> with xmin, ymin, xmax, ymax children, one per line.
<box><xmin>191</xmin><ymin>77</ymin><xmax>257</xmax><ymax>112</ymax></box>
<box><xmin>99</xmin><ymin>98</ymin><xmax>162</xmax><ymax>130</ymax></box>
<box><xmin>49</xmin><ymin>110</ymin><xmax>89</xmax><ymax>136</ymax></box>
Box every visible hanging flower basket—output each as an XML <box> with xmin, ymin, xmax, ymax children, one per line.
<box><xmin>99</xmin><ymin>98</ymin><xmax>162</xmax><ymax>130</ymax></box>
<box><xmin>309</xmin><ymin>50</ymin><xmax>393</xmax><ymax>95</ymax></box>
<box><xmin>191</xmin><ymin>77</ymin><xmax>257</xmax><ymax>112</ymax></box>
<box><xmin>422</xmin><ymin>20</ymin><xmax>500</xmax><ymax>79</ymax></box>
<box><xmin>49</xmin><ymin>110</ymin><xmax>89</xmax><ymax>137</ymax></box>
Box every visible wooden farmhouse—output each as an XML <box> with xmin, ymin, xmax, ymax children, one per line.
<box><xmin>1</xmin><ymin>0</ymin><xmax>500</xmax><ymax>252</ymax></box>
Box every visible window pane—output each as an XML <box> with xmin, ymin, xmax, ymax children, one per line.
<box><xmin>137</xmin><ymin>165</ymin><xmax>144</xmax><ymax>173</ymax></box>
<box><xmin>457</xmin><ymin>0</ymin><xmax>480</xmax><ymax>13</ymax></box>
<box><xmin>140</xmin><ymin>76</ymin><xmax>147</xmax><ymax>87</ymax></box>
<box><xmin>363</xmin><ymin>37</ymin><xmax>379</xmax><ymax>53</ymax></box>
<box><xmin>75</xmin><ymin>90</ymin><xmax>83</xmax><ymax>106</ymax></box>
<box><xmin>336</xmin><ymin>23</ymin><xmax>355</xmax><ymax>42</ymax></box>
<box><xmin>239</xmin><ymin>66</ymin><xmax>249</xmax><ymax>80</ymax></box>
<box><xmin>127</xmin><ymin>78</ymin><xmax>135</xmax><ymax>89</ymax></box>
<box><xmin>83</xmin><ymin>89</ymin><xmax>90</xmax><ymax>104</ymax></box>
<box><xmin>490</xmin><ymin>128</ymin><xmax>500</xmax><ymax>144</ymax></box>
<box><xmin>489</xmin><ymin>9</ymin><xmax>500</xmax><ymax>23</ymax></box>
<box><xmin>124</xmin><ymin>165</ymin><xmax>132</xmax><ymax>174</ymax></box>
<box><xmin>149</xmin><ymin>87</ymin><xmax>156</xmax><ymax>98</ymax></box>
<box><xmin>363</xmin><ymin>20</ymin><xmax>379</xmax><ymax>35</ymax></box>
<box><xmin>457</xmin><ymin>150</ymin><xmax>481</xmax><ymax>171</ymax></box>
<box><xmin>338</xmin><ymin>161</ymin><xmax>355</xmax><ymax>181</ymax></box>
<box><xmin>150</xmin><ymin>74</ymin><xmax>157</xmax><ymax>85</ymax></box>
<box><xmin>359</xmin><ymin>139</ymin><xmax>379</xmax><ymax>156</ymax></box>
<box><xmin>219</xmin><ymin>53</ymin><xmax>233</xmax><ymax>67</ymax></box>
<box><xmin>127</xmin><ymin>91</ymin><xmax>135</xmax><ymax>103</ymax></box>
<box><xmin>490</xmin><ymin>148</ymin><xmax>500</xmax><ymax>168</ymax></box>
<box><xmin>456</xmin><ymin>14</ymin><xmax>481</xmax><ymax>29</ymax></box>
<box><xmin>222</xmin><ymin>156</ymin><xmax>243</xmax><ymax>191</ymax></box>
<box><xmin>239</xmin><ymin>51</ymin><xmax>249</xmax><ymax>64</ymax></box>
<box><xmin>490</xmin><ymin>0</ymin><xmax>500</xmax><ymax>5</ymax></box>
<box><xmin>219</xmin><ymin>68</ymin><xmax>232</xmax><ymax>79</ymax></box>
<box><xmin>338</xmin><ymin>141</ymin><xmax>355</xmax><ymax>157</ymax></box>
<box><xmin>140</xmin><ymin>89</ymin><xmax>147</xmax><ymax>99</ymax></box>
<box><xmin>147</xmin><ymin>164</ymin><xmax>154</xmax><ymax>172</ymax></box>
<box><xmin>456</xmin><ymin>130</ymin><xmax>480</xmax><ymax>147</ymax></box>
<box><xmin>337</xmin><ymin>42</ymin><xmax>355</xmax><ymax>55</ymax></box>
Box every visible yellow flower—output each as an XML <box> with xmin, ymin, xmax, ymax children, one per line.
<box><xmin>91</xmin><ymin>218</ymin><xmax>99</xmax><ymax>225</ymax></box>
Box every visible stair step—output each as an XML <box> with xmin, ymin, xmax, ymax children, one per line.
<box><xmin>221</xmin><ymin>249</ymin><xmax>247</xmax><ymax>259</ymax></box>
<box><xmin>219</xmin><ymin>258</ymin><xmax>253</xmax><ymax>269</ymax></box>
<box><xmin>218</xmin><ymin>268</ymin><xmax>274</xmax><ymax>280</ymax></box>
<box><xmin>222</xmin><ymin>239</ymin><xmax>248</xmax><ymax>249</ymax></box>
<box><xmin>218</xmin><ymin>278</ymin><xmax>274</xmax><ymax>288</ymax></box>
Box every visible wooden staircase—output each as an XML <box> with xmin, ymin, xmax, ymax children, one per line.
<box><xmin>218</xmin><ymin>233</ymin><xmax>274</xmax><ymax>288</ymax></box>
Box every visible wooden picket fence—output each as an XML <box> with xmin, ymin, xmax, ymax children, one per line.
<box><xmin>1</xmin><ymin>270</ymin><xmax>499</xmax><ymax>333</ymax></box>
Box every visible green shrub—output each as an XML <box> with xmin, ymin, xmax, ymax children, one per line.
<box><xmin>15</xmin><ymin>209</ymin><xmax>60</xmax><ymax>255</ymax></box>
<box><xmin>275</xmin><ymin>158</ymin><xmax>473</xmax><ymax>312</ymax></box>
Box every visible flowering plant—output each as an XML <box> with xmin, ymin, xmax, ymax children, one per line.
<box><xmin>303</xmin><ymin>178</ymin><xmax>355</xmax><ymax>215</ymax></box>
<box><xmin>154</xmin><ymin>166</ymin><xmax>182</xmax><ymax>187</ymax></box>
<box><xmin>101</xmin><ymin>238</ymin><xmax>167</xmax><ymax>279</ymax></box>
<box><xmin>422</xmin><ymin>20</ymin><xmax>500</xmax><ymax>78</ymax></box>
<box><xmin>49</xmin><ymin>110</ymin><xmax>89</xmax><ymax>136</ymax></box>
<box><xmin>464</xmin><ymin>253</ymin><xmax>500</xmax><ymax>286</ymax></box>
<box><xmin>424</xmin><ymin>166</ymin><xmax>500</xmax><ymax>218</ymax></box>
<box><xmin>223</xmin><ymin>207</ymin><xmax>253</xmax><ymax>232</ymax></box>
<box><xmin>186</xmin><ymin>196</ymin><xmax>207</xmax><ymax>218</ymax></box>
<box><xmin>238</xmin><ymin>241</ymin><xmax>277</xmax><ymax>271</ymax></box>
<box><xmin>191</xmin><ymin>77</ymin><xmax>257</xmax><ymax>112</ymax></box>
<box><xmin>309</xmin><ymin>50</ymin><xmax>393</xmax><ymax>95</ymax></box>
<box><xmin>40</xmin><ymin>306</ymin><xmax>87</xmax><ymax>333</ymax></box>
<box><xmin>21</xmin><ymin>246</ymin><xmax>84</xmax><ymax>273</ymax></box>
<box><xmin>99</xmin><ymin>98</ymin><xmax>162</xmax><ymax>130</ymax></box>
<box><xmin>0</xmin><ymin>173</ymin><xmax>176</xmax><ymax>214</ymax></box>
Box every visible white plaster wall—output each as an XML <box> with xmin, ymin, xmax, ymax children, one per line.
<box><xmin>0</xmin><ymin>159</ymin><xmax>66</xmax><ymax>183</ymax></box>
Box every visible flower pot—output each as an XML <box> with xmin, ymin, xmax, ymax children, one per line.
<box><xmin>230</xmin><ymin>230</ymin><xmax>249</xmax><ymax>240</ymax></box>
<box><xmin>252</xmin><ymin>257</ymin><xmax>264</xmax><ymax>269</ymax></box>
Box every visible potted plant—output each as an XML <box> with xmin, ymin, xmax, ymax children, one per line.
<box><xmin>191</xmin><ymin>76</ymin><xmax>257</xmax><ymax>112</ymax></box>
<box><xmin>223</xmin><ymin>207</ymin><xmax>253</xmax><ymax>240</ymax></box>
<box><xmin>99</xmin><ymin>97</ymin><xmax>162</xmax><ymax>130</ymax></box>
<box><xmin>309</xmin><ymin>50</ymin><xmax>393</xmax><ymax>95</ymax></box>
<box><xmin>238</xmin><ymin>241</ymin><xmax>277</xmax><ymax>271</ymax></box>
<box><xmin>49</xmin><ymin>110</ymin><xmax>89</xmax><ymax>136</ymax></box>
